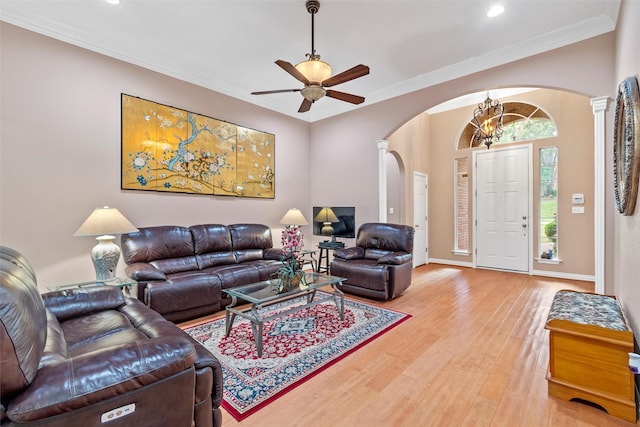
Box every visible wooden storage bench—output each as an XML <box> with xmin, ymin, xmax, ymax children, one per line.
<box><xmin>545</xmin><ymin>290</ymin><xmax>637</xmax><ymax>422</ymax></box>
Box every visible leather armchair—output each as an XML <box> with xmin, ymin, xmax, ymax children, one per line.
<box><xmin>0</xmin><ymin>246</ymin><xmax>223</xmax><ymax>427</ymax></box>
<box><xmin>330</xmin><ymin>223</ymin><xmax>415</xmax><ymax>301</ymax></box>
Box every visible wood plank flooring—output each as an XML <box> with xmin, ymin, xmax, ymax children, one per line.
<box><xmin>180</xmin><ymin>264</ymin><xmax>638</xmax><ymax>426</ymax></box>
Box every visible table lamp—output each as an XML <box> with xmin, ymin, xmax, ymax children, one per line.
<box><xmin>279</xmin><ymin>208</ymin><xmax>308</xmax><ymax>255</ymax></box>
<box><xmin>74</xmin><ymin>206</ymin><xmax>138</xmax><ymax>281</ymax></box>
<box><xmin>314</xmin><ymin>207</ymin><xmax>339</xmax><ymax>239</ymax></box>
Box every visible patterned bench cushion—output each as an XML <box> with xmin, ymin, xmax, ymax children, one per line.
<box><xmin>547</xmin><ymin>290</ymin><xmax>628</xmax><ymax>331</ymax></box>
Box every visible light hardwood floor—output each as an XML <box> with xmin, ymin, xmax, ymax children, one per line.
<box><xmin>180</xmin><ymin>264</ymin><xmax>638</xmax><ymax>427</ymax></box>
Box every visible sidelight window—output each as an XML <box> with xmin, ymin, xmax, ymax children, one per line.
<box><xmin>539</xmin><ymin>147</ymin><xmax>558</xmax><ymax>259</ymax></box>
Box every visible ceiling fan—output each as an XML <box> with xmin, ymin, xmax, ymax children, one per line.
<box><xmin>251</xmin><ymin>0</ymin><xmax>370</xmax><ymax>113</ymax></box>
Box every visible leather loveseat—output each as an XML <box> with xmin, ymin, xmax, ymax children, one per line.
<box><xmin>122</xmin><ymin>223</ymin><xmax>286</xmax><ymax>323</ymax></box>
<box><xmin>0</xmin><ymin>246</ymin><xmax>223</xmax><ymax>427</ymax></box>
<box><xmin>330</xmin><ymin>223</ymin><xmax>415</xmax><ymax>301</ymax></box>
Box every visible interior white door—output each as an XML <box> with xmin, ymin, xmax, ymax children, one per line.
<box><xmin>475</xmin><ymin>147</ymin><xmax>529</xmax><ymax>272</ymax></box>
<box><xmin>413</xmin><ymin>172</ymin><xmax>428</xmax><ymax>267</ymax></box>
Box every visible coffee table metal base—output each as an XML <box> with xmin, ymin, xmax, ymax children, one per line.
<box><xmin>224</xmin><ymin>284</ymin><xmax>344</xmax><ymax>357</ymax></box>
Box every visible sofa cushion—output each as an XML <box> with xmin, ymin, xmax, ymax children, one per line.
<box><xmin>190</xmin><ymin>224</ymin><xmax>233</xmax><ymax>253</ymax></box>
<box><xmin>61</xmin><ymin>310</ymin><xmax>148</xmax><ymax>357</ymax></box>
<box><xmin>203</xmin><ymin>264</ymin><xmax>261</xmax><ymax>289</ymax></box>
<box><xmin>235</xmin><ymin>248</ymin><xmax>264</xmax><ymax>263</ymax></box>
<box><xmin>240</xmin><ymin>259</ymin><xmax>284</xmax><ymax>281</ymax></box>
<box><xmin>365</xmin><ymin>248</ymin><xmax>392</xmax><ymax>260</ymax></box>
<box><xmin>151</xmin><ymin>256</ymin><xmax>199</xmax><ymax>274</ymax></box>
<box><xmin>356</xmin><ymin>223</ymin><xmax>414</xmax><ymax>253</ymax></box>
<box><xmin>229</xmin><ymin>224</ymin><xmax>273</xmax><ymax>250</ymax></box>
<box><xmin>122</xmin><ymin>226</ymin><xmax>195</xmax><ymax>263</ymax></box>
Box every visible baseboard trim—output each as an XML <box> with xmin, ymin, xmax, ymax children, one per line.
<box><xmin>424</xmin><ymin>259</ymin><xmax>595</xmax><ymax>283</ymax></box>
<box><xmin>427</xmin><ymin>258</ymin><xmax>474</xmax><ymax>268</ymax></box>
<box><xmin>531</xmin><ymin>269</ymin><xmax>595</xmax><ymax>282</ymax></box>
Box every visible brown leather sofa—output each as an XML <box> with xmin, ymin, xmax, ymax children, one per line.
<box><xmin>122</xmin><ymin>223</ymin><xmax>286</xmax><ymax>323</ymax></box>
<box><xmin>0</xmin><ymin>246</ymin><xmax>223</xmax><ymax>427</ymax></box>
<box><xmin>330</xmin><ymin>223</ymin><xmax>415</xmax><ymax>301</ymax></box>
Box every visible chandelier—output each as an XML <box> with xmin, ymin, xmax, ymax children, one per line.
<box><xmin>472</xmin><ymin>93</ymin><xmax>504</xmax><ymax>149</ymax></box>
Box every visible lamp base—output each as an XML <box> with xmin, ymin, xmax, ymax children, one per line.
<box><xmin>91</xmin><ymin>235</ymin><xmax>120</xmax><ymax>281</ymax></box>
<box><xmin>321</xmin><ymin>223</ymin><xmax>334</xmax><ymax>236</ymax></box>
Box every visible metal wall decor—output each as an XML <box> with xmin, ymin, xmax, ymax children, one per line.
<box><xmin>121</xmin><ymin>94</ymin><xmax>275</xmax><ymax>198</ymax></box>
<box><xmin>613</xmin><ymin>76</ymin><xmax>640</xmax><ymax>215</ymax></box>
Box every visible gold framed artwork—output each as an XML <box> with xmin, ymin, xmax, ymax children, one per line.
<box><xmin>121</xmin><ymin>94</ymin><xmax>275</xmax><ymax>198</ymax></box>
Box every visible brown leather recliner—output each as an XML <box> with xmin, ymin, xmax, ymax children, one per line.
<box><xmin>0</xmin><ymin>246</ymin><xmax>223</xmax><ymax>427</ymax></box>
<box><xmin>330</xmin><ymin>223</ymin><xmax>415</xmax><ymax>301</ymax></box>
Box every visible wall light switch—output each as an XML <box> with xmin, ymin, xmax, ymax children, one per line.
<box><xmin>572</xmin><ymin>193</ymin><xmax>585</xmax><ymax>204</ymax></box>
<box><xmin>572</xmin><ymin>206</ymin><xmax>585</xmax><ymax>214</ymax></box>
<box><xmin>389</xmin><ymin>207</ymin><xmax>394</xmax><ymax>214</ymax></box>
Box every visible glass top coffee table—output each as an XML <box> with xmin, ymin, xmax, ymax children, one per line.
<box><xmin>223</xmin><ymin>272</ymin><xmax>346</xmax><ymax>357</ymax></box>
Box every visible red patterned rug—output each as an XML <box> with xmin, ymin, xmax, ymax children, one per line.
<box><xmin>183</xmin><ymin>293</ymin><xmax>410</xmax><ymax>421</ymax></box>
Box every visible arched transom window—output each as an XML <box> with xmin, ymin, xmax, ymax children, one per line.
<box><xmin>457</xmin><ymin>101</ymin><xmax>557</xmax><ymax>149</ymax></box>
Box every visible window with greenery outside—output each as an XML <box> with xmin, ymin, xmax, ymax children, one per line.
<box><xmin>539</xmin><ymin>147</ymin><xmax>558</xmax><ymax>259</ymax></box>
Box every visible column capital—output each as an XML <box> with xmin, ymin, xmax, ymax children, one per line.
<box><xmin>377</xmin><ymin>140</ymin><xmax>389</xmax><ymax>151</ymax></box>
<box><xmin>590</xmin><ymin>96</ymin><xmax>609</xmax><ymax>113</ymax></box>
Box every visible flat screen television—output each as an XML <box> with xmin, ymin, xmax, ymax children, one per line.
<box><xmin>312</xmin><ymin>206</ymin><xmax>356</xmax><ymax>239</ymax></box>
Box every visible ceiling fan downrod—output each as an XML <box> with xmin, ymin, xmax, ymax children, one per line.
<box><xmin>306</xmin><ymin>0</ymin><xmax>321</xmax><ymax>61</ymax></box>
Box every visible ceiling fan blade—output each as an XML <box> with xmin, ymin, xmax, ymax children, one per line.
<box><xmin>276</xmin><ymin>60</ymin><xmax>310</xmax><ymax>85</ymax></box>
<box><xmin>325</xmin><ymin>90</ymin><xmax>365</xmax><ymax>105</ymax></box>
<box><xmin>298</xmin><ymin>98</ymin><xmax>313</xmax><ymax>113</ymax></box>
<box><xmin>322</xmin><ymin>64</ymin><xmax>370</xmax><ymax>87</ymax></box>
<box><xmin>251</xmin><ymin>89</ymin><xmax>301</xmax><ymax>95</ymax></box>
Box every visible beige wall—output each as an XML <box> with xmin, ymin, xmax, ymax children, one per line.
<box><xmin>613</xmin><ymin>0</ymin><xmax>640</xmax><ymax>334</ymax></box>
<box><xmin>0</xmin><ymin>23</ymin><xmax>310</xmax><ymax>288</ymax></box>
<box><xmin>387</xmin><ymin>113</ymin><xmax>431</xmax><ymax>225</ymax></box>
<box><xmin>388</xmin><ymin>89</ymin><xmax>595</xmax><ymax>278</ymax></box>
<box><xmin>0</xmin><ymin>16</ymin><xmax>624</xmax><ymax>297</ymax></box>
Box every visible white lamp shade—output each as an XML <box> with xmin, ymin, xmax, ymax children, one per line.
<box><xmin>74</xmin><ymin>206</ymin><xmax>138</xmax><ymax>237</ymax></box>
<box><xmin>280</xmin><ymin>208</ymin><xmax>308</xmax><ymax>226</ymax></box>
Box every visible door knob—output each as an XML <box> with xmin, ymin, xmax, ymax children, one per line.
<box><xmin>522</xmin><ymin>215</ymin><xmax>527</xmax><ymax>220</ymax></box>
<box><xmin>522</xmin><ymin>223</ymin><xmax>527</xmax><ymax>228</ymax></box>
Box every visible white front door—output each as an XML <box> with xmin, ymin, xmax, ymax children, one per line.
<box><xmin>475</xmin><ymin>146</ymin><xmax>530</xmax><ymax>272</ymax></box>
<box><xmin>413</xmin><ymin>172</ymin><xmax>428</xmax><ymax>267</ymax></box>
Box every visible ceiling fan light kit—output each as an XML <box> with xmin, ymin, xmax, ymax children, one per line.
<box><xmin>251</xmin><ymin>0</ymin><xmax>369</xmax><ymax>113</ymax></box>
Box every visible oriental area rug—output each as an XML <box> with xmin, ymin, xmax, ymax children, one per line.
<box><xmin>183</xmin><ymin>293</ymin><xmax>410</xmax><ymax>421</ymax></box>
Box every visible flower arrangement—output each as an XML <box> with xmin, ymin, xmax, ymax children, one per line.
<box><xmin>281</xmin><ymin>225</ymin><xmax>303</xmax><ymax>255</ymax></box>
<box><xmin>272</xmin><ymin>225</ymin><xmax>308</xmax><ymax>293</ymax></box>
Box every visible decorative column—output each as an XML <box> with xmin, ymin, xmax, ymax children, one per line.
<box><xmin>591</xmin><ymin>96</ymin><xmax>609</xmax><ymax>294</ymax></box>
<box><xmin>377</xmin><ymin>140</ymin><xmax>389</xmax><ymax>222</ymax></box>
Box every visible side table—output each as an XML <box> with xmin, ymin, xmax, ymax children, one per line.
<box><xmin>298</xmin><ymin>249</ymin><xmax>318</xmax><ymax>271</ymax></box>
<box><xmin>317</xmin><ymin>241</ymin><xmax>345</xmax><ymax>273</ymax></box>
<box><xmin>47</xmin><ymin>277</ymin><xmax>137</xmax><ymax>296</ymax></box>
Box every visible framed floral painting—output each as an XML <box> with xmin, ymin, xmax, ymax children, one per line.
<box><xmin>121</xmin><ymin>94</ymin><xmax>275</xmax><ymax>198</ymax></box>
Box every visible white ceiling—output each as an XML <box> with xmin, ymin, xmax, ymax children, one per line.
<box><xmin>0</xmin><ymin>0</ymin><xmax>620</xmax><ymax>122</ymax></box>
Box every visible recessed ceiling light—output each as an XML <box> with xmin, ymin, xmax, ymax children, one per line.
<box><xmin>105</xmin><ymin>0</ymin><xmax>120</xmax><ymax>4</ymax></box>
<box><xmin>487</xmin><ymin>5</ymin><xmax>505</xmax><ymax>18</ymax></box>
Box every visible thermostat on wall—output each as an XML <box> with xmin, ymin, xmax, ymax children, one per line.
<box><xmin>572</xmin><ymin>193</ymin><xmax>585</xmax><ymax>204</ymax></box>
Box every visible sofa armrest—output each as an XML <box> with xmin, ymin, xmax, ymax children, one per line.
<box><xmin>264</xmin><ymin>248</ymin><xmax>286</xmax><ymax>261</ymax></box>
<box><xmin>125</xmin><ymin>262</ymin><xmax>167</xmax><ymax>281</ymax></box>
<box><xmin>7</xmin><ymin>338</ymin><xmax>197</xmax><ymax>423</ymax></box>
<box><xmin>334</xmin><ymin>247</ymin><xmax>365</xmax><ymax>260</ymax></box>
<box><xmin>377</xmin><ymin>252</ymin><xmax>412</xmax><ymax>265</ymax></box>
<box><xmin>42</xmin><ymin>287</ymin><xmax>126</xmax><ymax>322</ymax></box>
